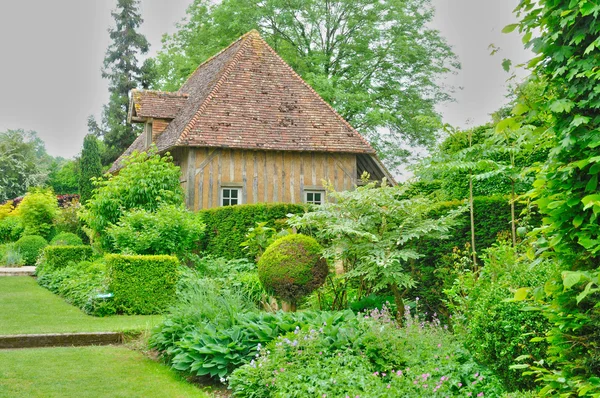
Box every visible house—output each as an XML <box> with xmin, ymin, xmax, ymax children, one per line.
<box><xmin>110</xmin><ymin>30</ymin><xmax>394</xmax><ymax>210</ymax></box>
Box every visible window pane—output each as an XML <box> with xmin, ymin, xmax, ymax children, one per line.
<box><xmin>231</xmin><ymin>198</ymin><xmax>238</xmax><ymax>205</ymax></box>
<box><xmin>223</xmin><ymin>199</ymin><xmax>230</xmax><ymax>206</ymax></box>
<box><xmin>314</xmin><ymin>193</ymin><xmax>322</xmax><ymax>204</ymax></box>
<box><xmin>223</xmin><ymin>189</ymin><xmax>230</xmax><ymax>199</ymax></box>
<box><xmin>307</xmin><ymin>193</ymin><xmax>313</xmax><ymax>202</ymax></box>
<box><xmin>231</xmin><ymin>189</ymin><xmax>238</xmax><ymax>199</ymax></box>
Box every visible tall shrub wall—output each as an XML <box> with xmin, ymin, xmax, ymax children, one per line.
<box><xmin>106</xmin><ymin>254</ymin><xmax>180</xmax><ymax>315</ymax></box>
<box><xmin>412</xmin><ymin>195</ymin><xmax>538</xmax><ymax>313</ymax></box>
<box><xmin>199</xmin><ymin>203</ymin><xmax>306</xmax><ymax>259</ymax></box>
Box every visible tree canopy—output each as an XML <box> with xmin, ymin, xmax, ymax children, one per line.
<box><xmin>151</xmin><ymin>0</ymin><xmax>458</xmax><ymax>170</ymax></box>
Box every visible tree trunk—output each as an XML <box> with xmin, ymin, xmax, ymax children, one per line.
<box><xmin>281</xmin><ymin>300</ymin><xmax>296</xmax><ymax>312</ymax></box>
<box><xmin>390</xmin><ymin>284</ymin><xmax>405</xmax><ymax>325</ymax></box>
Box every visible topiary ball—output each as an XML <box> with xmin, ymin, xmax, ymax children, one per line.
<box><xmin>14</xmin><ymin>235</ymin><xmax>48</xmax><ymax>265</ymax></box>
<box><xmin>257</xmin><ymin>234</ymin><xmax>328</xmax><ymax>305</ymax></box>
<box><xmin>50</xmin><ymin>232</ymin><xmax>83</xmax><ymax>246</ymax></box>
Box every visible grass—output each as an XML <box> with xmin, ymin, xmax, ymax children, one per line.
<box><xmin>0</xmin><ymin>346</ymin><xmax>209</xmax><ymax>398</ymax></box>
<box><xmin>0</xmin><ymin>277</ymin><xmax>163</xmax><ymax>335</ymax></box>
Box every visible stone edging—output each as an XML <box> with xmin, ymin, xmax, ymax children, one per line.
<box><xmin>0</xmin><ymin>332</ymin><xmax>123</xmax><ymax>349</ymax></box>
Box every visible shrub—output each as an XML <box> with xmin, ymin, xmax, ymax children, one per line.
<box><xmin>14</xmin><ymin>235</ymin><xmax>48</xmax><ymax>265</ymax></box>
<box><xmin>80</xmin><ymin>147</ymin><xmax>184</xmax><ymax>250</ymax></box>
<box><xmin>0</xmin><ymin>216</ymin><xmax>24</xmax><ymax>243</ymax></box>
<box><xmin>37</xmin><ymin>245</ymin><xmax>95</xmax><ymax>275</ymax></box>
<box><xmin>37</xmin><ymin>258</ymin><xmax>115</xmax><ymax>316</ymax></box>
<box><xmin>0</xmin><ymin>201</ymin><xmax>17</xmax><ymax>220</ymax></box>
<box><xmin>0</xmin><ymin>243</ymin><xmax>24</xmax><ymax>267</ymax></box>
<box><xmin>460</xmin><ymin>241</ymin><xmax>560</xmax><ymax>391</ymax></box>
<box><xmin>106</xmin><ymin>205</ymin><xmax>204</xmax><ymax>257</ymax></box>
<box><xmin>17</xmin><ymin>188</ymin><xmax>59</xmax><ymax>239</ymax></box>
<box><xmin>106</xmin><ymin>254</ymin><xmax>180</xmax><ymax>315</ymax></box>
<box><xmin>228</xmin><ymin>306</ymin><xmax>505</xmax><ymax>397</ymax></box>
<box><xmin>50</xmin><ymin>232</ymin><xmax>83</xmax><ymax>246</ymax></box>
<box><xmin>258</xmin><ymin>234</ymin><xmax>328</xmax><ymax>308</ymax></box>
<box><xmin>199</xmin><ymin>203</ymin><xmax>306</xmax><ymax>259</ymax></box>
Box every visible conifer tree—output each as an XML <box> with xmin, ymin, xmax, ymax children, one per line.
<box><xmin>90</xmin><ymin>0</ymin><xmax>150</xmax><ymax>165</ymax></box>
<box><xmin>79</xmin><ymin>134</ymin><xmax>102</xmax><ymax>203</ymax></box>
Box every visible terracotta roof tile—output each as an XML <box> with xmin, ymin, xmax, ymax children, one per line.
<box><xmin>130</xmin><ymin>90</ymin><xmax>188</xmax><ymax>120</ymax></box>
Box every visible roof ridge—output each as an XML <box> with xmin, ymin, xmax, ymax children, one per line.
<box><xmin>135</xmin><ymin>89</ymin><xmax>189</xmax><ymax>97</ymax></box>
<box><xmin>176</xmin><ymin>32</ymin><xmax>254</xmax><ymax>145</ymax></box>
<box><xmin>254</xmin><ymin>34</ymin><xmax>376</xmax><ymax>153</ymax></box>
<box><xmin>178</xmin><ymin>30</ymin><xmax>256</xmax><ymax>93</ymax></box>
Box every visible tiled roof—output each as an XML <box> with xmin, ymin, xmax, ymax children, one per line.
<box><xmin>129</xmin><ymin>90</ymin><xmax>188</xmax><ymax>120</ymax></box>
<box><xmin>111</xmin><ymin>30</ymin><xmax>378</xmax><ymax>172</ymax></box>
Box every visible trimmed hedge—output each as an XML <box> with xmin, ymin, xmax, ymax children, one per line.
<box><xmin>412</xmin><ymin>195</ymin><xmax>538</xmax><ymax>312</ymax></box>
<box><xmin>50</xmin><ymin>232</ymin><xmax>84</xmax><ymax>246</ymax></box>
<box><xmin>14</xmin><ymin>235</ymin><xmax>48</xmax><ymax>265</ymax></box>
<box><xmin>38</xmin><ymin>245</ymin><xmax>95</xmax><ymax>274</ymax></box>
<box><xmin>199</xmin><ymin>203</ymin><xmax>306</xmax><ymax>259</ymax></box>
<box><xmin>106</xmin><ymin>254</ymin><xmax>180</xmax><ymax>315</ymax></box>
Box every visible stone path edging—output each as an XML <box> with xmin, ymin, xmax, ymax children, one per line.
<box><xmin>0</xmin><ymin>266</ymin><xmax>36</xmax><ymax>276</ymax></box>
<box><xmin>0</xmin><ymin>332</ymin><xmax>123</xmax><ymax>349</ymax></box>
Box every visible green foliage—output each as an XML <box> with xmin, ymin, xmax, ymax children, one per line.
<box><xmin>258</xmin><ymin>234</ymin><xmax>328</xmax><ymax>305</ymax></box>
<box><xmin>37</xmin><ymin>245</ymin><xmax>95</xmax><ymax>274</ymax></box>
<box><xmin>78</xmin><ymin>135</ymin><xmax>102</xmax><ymax>203</ymax></box>
<box><xmin>106</xmin><ymin>204</ymin><xmax>204</xmax><ymax>257</ymax></box>
<box><xmin>199</xmin><ymin>203</ymin><xmax>306</xmax><ymax>259</ymax></box>
<box><xmin>14</xmin><ymin>235</ymin><xmax>48</xmax><ymax>265</ymax></box>
<box><xmin>151</xmin><ymin>0</ymin><xmax>458</xmax><ymax>169</ymax></box>
<box><xmin>80</xmin><ymin>147</ymin><xmax>183</xmax><ymax>250</ymax></box>
<box><xmin>241</xmin><ymin>222</ymin><xmax>292</xmax><ymax>261</ymax></box>
<box><xmin>106</xmin><ymin>254</ymin><xmax>180</xmax><ymax>315</ymax></box>
<box><xmin>47</xmin><ymin>158</ymin><xmax>79</xmax><ymax>195</ymax></box>
<box><xmin>89</xmin><ymin>0</ymin><xmax>150</xmax><ymax>165</ymax></box>
<box><xmin>17</xmin><ymin>188</ymin><xmax>59</xmax><ymax>239</ymax></box>
<box><xmin>0</xmin><ymin>243</ymin><xmax>24</xmax><ymax>267</ymax></box>
<box><xmin>459</xmin><ymin>241</ymin><xmax>560</xmax><ymax>391</ymax></box>
<box><xmin>37</xmin><ymin>258</ymin><xmax>116</xmax><ymax>316</ymax></box>
<box><xmin>0</xmin><ymin>216</ymin><xmax>24</xmax><ymax>244</ymax></box>
<box><xmin>228</xmin><ymin>307</ymin><xmax>505</xmax><ymax>397</ymax></box>
<box><xmin>50</xmin><ymin>232</ymin><xmax>83</xmax><ymax>246</ymax></box>
<box><xmin>0</xmin><ymin>129</ymin><xmax>51</xmax><ymax>201</ymax></box>
<box><xmin>288</xmin><ymin>180</ymin><xmax>464</xmax><ymax>313</ymax></box>
<box><xmin>504</xmin><ymin>1</ymin><xmax>600</xmax><ymax>395</ymax></box>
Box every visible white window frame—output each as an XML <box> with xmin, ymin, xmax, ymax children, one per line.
<box><xmin>220</xmin><ymin>185</ymin><xmax>243</xmax><ymax>206</ymax></box>
<box><xmin>304</xmin><ymin>189</ymin><xmax>325</xmax><ymax>205</ymax></box>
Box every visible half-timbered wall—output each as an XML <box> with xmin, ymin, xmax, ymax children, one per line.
<box><xmin>175</xmin><ymin>148</ymin><xmax>357</xmax><ymax>210</ymax></box>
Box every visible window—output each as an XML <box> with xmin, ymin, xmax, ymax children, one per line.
<box><xmin>144</xmin><ymin>122</ymin><xmax>153</xmax><ymax>148</ymax></box>
<box><xmin>221</xmin><ymin>187</ymin><xmax>242</xmax><ymax>206</ymax></box>
<box><xmin>304</xmin><ymin>190</ymin><xmax>325</xmax><ymax>205</ymax></box>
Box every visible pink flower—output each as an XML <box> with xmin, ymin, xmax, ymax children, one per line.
<box><xmin>458</xmin><ymin>383</ymin><xmax>463</xmax><ymax>387</ymax></box>
<box><xmin>386</xmin><ymin>384</ymin><xmax>391</xmax><ymax>389</ymax></box>
<box><xmin>477</xmin><ymin>393</ymin><xmax>484</xmax><ymax>397</ymax></box>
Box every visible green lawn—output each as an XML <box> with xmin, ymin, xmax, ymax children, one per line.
<box><xmin>0</xmin><ymin>346</ymin><xmax>208</xmax><ymax>397</ymax></box>
<box><xmin>0</xmin><ymin>277</ymin><xmax>162</xmax><ymax>335</ymax></box>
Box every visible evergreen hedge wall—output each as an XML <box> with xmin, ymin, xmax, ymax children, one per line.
<box><xmin>198</xmin><ymin>203</ymin><xmax>306</xmax><ymax>259</ymax></box>
<box><xmin>38</xmin><ymin>245</ymin><xmax>95</xmax><ymax>274</ymax></box>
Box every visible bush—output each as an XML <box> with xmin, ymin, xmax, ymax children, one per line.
<box><xmin>0</xmin><ymin>243</ymin><xmax>24</xmax><ymax>267</ymax></box>
<box><xmin>106</xmin><ymin>254</ymin><xmax>180</xmax><ymax>315</ymax></box>
<box><xmin>258</xmin><ymin>234</ymin><xmax>328</xmax><ymax>307</ymax></box>
<box><xmin>37</xmin><ymin>245</ymin><xmax>95</xmax><ymax>275</ymax></box>
<box><xmin>80</xmin><ymin>147</ymin><xmax>184</xmax><ymax>250</ymax></box>
<box><xmin>199</xmin><ymin>203</ymin><xmax>306</xmax><ymax>259</ymax></box>
<box><xmin>228</xmin><ymin>306</ymin><xmax>505</xmax><ymax>397</ymax></box>
<box><xmin>14</xmin><ymin>235</ymin><xmax>48</xmax><ymax>265</ymax></box>
<box><xmin>106</xmin><ymin>205</ymin><xmax>204</xmax><ymax>257</ymax></box>
<box><xmin>460</xmin><ymin>241</ymin><xmax>560</xmax><ymax>391</ymax></box>
<box><xmin>0</xmin><ymin>216</ymin><xmax>24</xmax><ymax>243</ymax></box>
<box><xmin>17</xmin><ymin>189</ymin><xmax>59</xmax><ymax>239</ymax></box>
<box><xmin>50</xmin><ymin>232</ymin><xmax>83</xmax><ymax>246</ymax></box>
<box><xmin>37</xmin><ymin>258</ymin><xmax>115</xmax><ymax>316</ymax></box>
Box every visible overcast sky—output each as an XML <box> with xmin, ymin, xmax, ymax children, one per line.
<box><xmin>0</xmin><ymin>0</ymin><xmax>530</xmax><ymax>160</ymax></box>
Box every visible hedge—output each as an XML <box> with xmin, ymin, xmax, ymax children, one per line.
<box><xmin>14</xmin><ymin>235</ymin><xmax>48</xmax><ymax>265</ymax></box>
<box><xmin>199</xmin><ymin>203</ymin><xmax>306</xmax><ymax>259</ymax></box>
<box><xmin>106</xmin><ymin>254</ymin><xmax>180</xmax><ymax>315</ymax></box>
<box><xmin>38</xmin><ymin>245</ymin><xmax>95</xmax><ymax>274</ymax></box>
<box><xmin>412</xmin><ymin>195</ymin><xmax>539</xmax><ymax>312</ymax></box>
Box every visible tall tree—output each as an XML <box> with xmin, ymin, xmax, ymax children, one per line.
<box><xmin>79</xmin><ymin>135</ymin><xmax>102</xmax><ymax>204</ymax></box>
<box><xmin>151</xmin><ymin>0</ymin><xmax>458</xmax><ymax>170</ymax></box>
<box><xmin>0</xmin><ymin>129</ymin><xmax>51</xmax><ymax>201</ymax></box>
<box><xmin>91</xmin><ymin>0</ymin><xmax>150</xmax><ymax>165</ymax></box>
